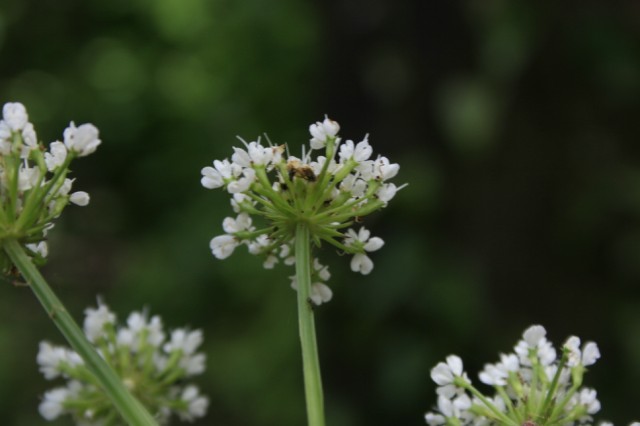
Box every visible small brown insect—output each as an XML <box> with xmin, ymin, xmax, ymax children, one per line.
<box><xmin>522</xmin><ymin>421</ymin><xmax>538</xmax><ymax>426</ymax></box>
<box><xmin>287</xmin><ymin>159</ymin><xmax>317</xmax><ymax>182</ymax></box>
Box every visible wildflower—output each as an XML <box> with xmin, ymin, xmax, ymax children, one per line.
<box><xmin>309</xmin><ymin>116</ymin><xmax>340</xmax><ymax>149</ymax></box>
<box><xmin>0</xmin><ymin>102</ymin><xmax>99</xmax><ymax>273</ymax></box>
<box><xmin>201</xmin><ymin>117</ymin><xmax>405</xmax><ymax>303</ymax></box>
<box><xmin>344</xmin><ymin>227</ymin><xmax>384</xmax><ymax>275</ymax></box>
<box><xmin>39</xmin><ymin>387</ymin><xmax>73</xmax><ymax>421</ymax></box>
<box><xmin>290</xmin><ymin>258</ymin><xmax>334</xmax><ymax>306</ymax></box>
<box><xmin>424</xmin><ymin>325</ymin><xmax>638</xmax><ymax>426</ymax></box>
<box><xmin>37</xmin><ymin>301</ymin><xmax>208</xmax><ymax>424</ymax></box>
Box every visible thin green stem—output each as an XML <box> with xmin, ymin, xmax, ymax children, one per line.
<box><xmin>537</xmin><ymin>351</ymin><xmax>568</xmax><ymax>420</ymax></box>
<box><xmin>3</xmin><ymin>239</ymin><xmax>159</xmax><ymax>426</ymax></box>
<box><xmin>295</xmin><ymin>223</ymin><xmax>325</xmax><ymax>426</ymax></box>
<box><xmin>459</xmin><ymin>380</ymin><xmax>517</xmax><ymax>426</ymax></box>
<box><xmin>496</xmin><ymin>386</ymin><xmax>520</xmax><ymax>423</ymax></box>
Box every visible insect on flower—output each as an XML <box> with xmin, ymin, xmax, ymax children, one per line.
<box><xmin>287</xmin><ymin>159</ymin><xmax>317</xmax><ymax>182</ymax></box>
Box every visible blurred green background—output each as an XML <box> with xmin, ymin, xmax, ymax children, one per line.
<box><xmin>1</xmin><ymin>0</ymin><xmax>639</xmax><ymax>424</ymax></box>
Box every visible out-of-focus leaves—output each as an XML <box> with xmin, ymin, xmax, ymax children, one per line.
<box><xmin>1</xmin><ymin>0</ymin><xmax>639</xmax><ymax>425</ymax></box>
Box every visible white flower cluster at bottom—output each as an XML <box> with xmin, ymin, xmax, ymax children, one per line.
<box><xmin>37</xmin><ymin>301</ymin><xmax>208</xmax><ymax>425</ymax></box>
<box><xmin>425</xmin><ymin>325</ymin><xmax>638</xmax><ymax>426</ymax></box>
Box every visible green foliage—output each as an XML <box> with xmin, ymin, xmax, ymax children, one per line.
<box><xmin>1</xmin><ymin>0</ymin><xmax>639</xmax><ymax>425</ymax></box>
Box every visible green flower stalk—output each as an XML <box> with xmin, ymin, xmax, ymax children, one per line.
<box><xmin>201</xmin><ymin>116</ymin><xmax>405</xmax><ymax>425</ymax></box>
<box><xmin>37</xmin><ymin>301</ymin><xmax>209</xmax><ymax>425</ymax></box>
<box><xmin>0</xmin><ymin>102</ymin><xmax>158</xmax><ymax>425</ymax></box>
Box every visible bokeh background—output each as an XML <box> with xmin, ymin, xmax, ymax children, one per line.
<box><xmin>1</xmin><ymin>1</ymin><xmax>639</xmax><ymax>424</ymax></box>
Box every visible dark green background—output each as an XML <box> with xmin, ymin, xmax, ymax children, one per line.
<box><xmin>1</xmin><ymin>1</ymin><xmax>639</xmax><ymax>425</ymax></box>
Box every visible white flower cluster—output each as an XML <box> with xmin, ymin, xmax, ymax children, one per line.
<box><xmin>37</xmin><ymin>301</ymin><xmax>208</xmax><ymax>425</ymax></box>
<box><xmin>0</xmin><ymin>102</ymin><xmax>100</xmax><ymax>272</ymax></box>
<box><xmin>425</xmin><ymin>325</ymin><xmax>638</xmax><ymax>426</ymax></box>
<box><xmin>201</xmin><ymin>117</ymin><xmax>404</xmax><ymax>304</ymax></box>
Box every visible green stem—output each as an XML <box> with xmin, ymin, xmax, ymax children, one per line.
<box><xmin>537</xmin><ymin>351</ymin><xmax>568</xmax><ymax>420</ymax></box>
<box><xmin>459</xmin><ymin>380</ymin><xmax>517</xmax><ymax>426</ymax></box>
<box><xmin>295</xmin><ymin>223</ymin><xmax>326</xmax><ymax>426</ymax></box>
<box><xmin>3</xmin><ymin>239</ymin><xmax>159</xmax><ymax>426</ymax></box>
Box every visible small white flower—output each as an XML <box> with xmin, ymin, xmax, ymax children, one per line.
<box><xmin>424</xmin><ymin>411</ymin><xmax>446</xmax><ymax>425</ymax></box>
<box><xmin>309</xmin><ymin>116</ymin><xmax>340</xmax><ymax>149</ymax></box>
<box><xmin>37</xmin><ymin>342</ymin><xmax>68</xmax><ymax>380</ymax></box>
<box><xmin>564</xmin><ymin>336</ymin><xmax>599</xmax><ymax>367</ymax></box>
<box><xmin>339</xmin><ymin>137</ymin><xmax>373</xmax><ymax>163</ymax></box>
<box><xmin>350</xmin><ymin>253</ymin><xmax>374</xmax><ymax>275</ymax></box>
<box><xmin>21</xmin><ymin>122</ymin><xmax>38</xmax><ymax>151</ymax></box>
<box><xmin>44</xmin><ymin>141</ymin><xmax>68</xmax><ymax>171</ymax></box>
<box><xmin>230</xmin><ymin>192</ymin><xmax>252</xmax><ymax>213</ymax></box>
<box><xmin>436</xmin><ymin>393</ymin><xmax>471</xmax><ymax>419</ymax></box>
<box><xmin>201</xmin><ymin>166</ymin><xmax>224</xmax><ymax>189</ymax></box>
<box><xmin>210</xmin><ymin>234</ymin><xmax>239</xmax><ymax>259</ymax></box>
<box><xmin>431</xmin><ymin>355</ymin><xmax>464</xmax><ymax>386</ymax></box>
<box><xmin>263</xmin><ymin>254</ymin><xmax>278</xmax><ymax>269</ymax></box>
<box><xmin>179</xmin><ymin>385</ymin><xmax>209</xmax><ymax>421</ymax></box>
<box><xmin>579</xmin><ymin>388</ymin><xmax>601</xmax><ymax>414</ymax></box>
<box><xmin>537</xmin><ymin>339</ymin><xmax>557</xmax><ymax>366</ymax></box>
<box><xmin>164</xmin><ymin>329</ymin><xmax>203</xmax><ymax>355</ymax></box>
<box><xmin>116</xmin><ymin>328</ymin><xmax>135</xmax><ymax>347</ymax></box>
<box><xmin>344</xmin><ymin>227</ymin><xmax>385</xmax><ymax>251</ymax></box>
<box><xmin>313</xmin><ymin>258</ymin><xmax>331</xmax><ymax>281</ymax></box>
<box><xmin>247</xmin><ymin>234</ymin><xmax>270</xmax><ymax>255</ymax></box>
<box><xmin>376</xmin><ymin>182</ymin><xmax>401</xmax><ymax>204</ymax></box>
<box><xmin>523</xmin><ymin>325</ymin><xmax>547</xmax><ymax>347</ymax></box>
<box><xmin>180</xmin><ymin>353</ymin><xmax>206</xmax><ymax>376</ymax></box>
<box><xmin>83</xmin><ymin>302</ymin><xmax>116</xmax><ymax>342</ymax></box>
<box><xmin>227</xmin><ymin>167</ymin><xmax>255</xmax><ymax>193</ymax></box>
<box><xmin>222</xmin><ymin>213</ymin><xmax>253</xmax><ymax>234</ymax></box>
<box><xmin>126</xmin><ymin>311</ymin><xmax>166</xmax><ymax>348</ymax></box>
<box><xmin>373</xmin><ymin>156</ymin><xmax>400</xmax><ymax>181</ymax></box>
<box><xmin>232</xmin><ymin>140</ymin><xmax>273</xmax><ymax>167</ymax></box>
<box><xmin>515</xmin><ymin>324</ymin><xmax>557</xmax><ymax>366</ymax></box>
<box><xmin>63</xmin><ymin>122</ymin><xmax>101</xmax><ymax>157</ymax></box>
<box><xmin>478</xmin><ymin>363</ymin><xmax>508</xmax><ymax>386</ymax></box>
<box><xmin>498</xmin><ymin>353</ymin><xmax>519</xmax><ymax>372</ymax></box>
<box><xmin>27</xmin><ymin>241</ymin><xmax>49</xmax><ymax>258</ymax></box>
<box><xmin>37</xmin><ymin>342</ymin><xmax>83</xmax><ymax>379</ymax></box>
<box><xmin>340</xmin><ymin>174</ymin><xmax>367</xmax><ymax>198</ymax></box>
<box><xmin>2</xmin><ymin>102</ymin><xmax>28</xmax><ymax>131</ymax></box>
<box><xmin>310</xmin><ymin>155</ymin><xmax>339</xmax><ymax>176</ymax></box>
<box><xmin>345</xmin><ymin>227</ymin><xmax>384</xmax><ymax>275</ymax></box>
<box><xmin>201</xmin><ymin>159</ymin><xmax>241</xmax><ymax>189</ymax></box>
<box><xmin>309</xmin><ymin>283</ymin><xmax>333</xmax><ymax>305</ymax></box>
<box><xmin>69</xmin><ymin>191</ymin><xmax>90</xmax><ymax>206</ymax></box>
<box><xmin>17</xmin><ymin>165</ymin><xmax>40</xmax><ymax>191</ymax></box>
<box><xmin>582</xmin><ymin>341</ymin><xmax>601</xmax><ymax>366</ymax></box>
<box><xmin>39</xmin><ymin>387</ymin><xmax>70</xmax><ymax>420</ymax></box>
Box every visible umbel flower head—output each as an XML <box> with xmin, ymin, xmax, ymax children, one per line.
<box><xmin>424</xmin><ymin>325</ymin><xmax>639</xmax><ymax>426</ymax></box>
<box><xmin>0</xmin><ymin>102</ymin><xmax>100</xmax><ymax>272</ymax></box>
<box><xmin>201</xmin><ymin>116</ymin><xmax>405</xmax><ymax>304</ymax></box>
<box><xmin>37</xmin><ymin>301</ymin><xmax>209</xmax><ymax>424</ymax></box>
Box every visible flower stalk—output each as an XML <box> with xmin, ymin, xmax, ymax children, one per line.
<box><xmin>0</xmin><ymin>102</ymin><xmax>160</xmax><ymax>424</ymax></box>
<box><xmin>201</xmin><ymin>116</ymin><xmax>404</xmax><ymax>425</ymax></box>
<box><xmin>3</xmin><ymin>239</ymin><xmax>159</xmax><ymax>426</ymax></box>
<box><xmin>295</xmin><ymin>222</ymin><xmax>325</xmax><ymax>426</ymax></box>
